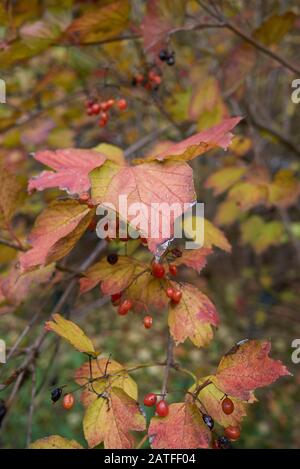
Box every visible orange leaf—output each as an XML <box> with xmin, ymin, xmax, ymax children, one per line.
<box><xmin>148</xmin><ymin>402</ymin><xmax>211</xmax><ymax>449</ymax></box>
<box><xmin>215</xmin><ymin>340</ymin><xmax>291</xmax><ymax>400</ymax></box>
<box><xmin>83</xmin><ymin>388</ymin><xmax>145</xmax><ymax>449</ymax></box>
<box><xmin>168</xmin><ymin>283</ymin><xmax>219</xmax><ymax>347</ymax></box>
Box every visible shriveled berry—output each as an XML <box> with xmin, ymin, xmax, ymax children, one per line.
<box><xmin>217</xmin><ymin>436</ymin><xmax>230</xmax><ymax>449</ymax></box>
<box><xmin>171</xmin><ymin>248</ymin><xmax>182</xmax><ymax>258</ymax></box>
<box><xmin>222</xmin><ymin>397</ymin><xmax>234</xmax><ymax>415</ymax></box>
<box><xmin>202</xmin><ymin>414</ymin><xmax>214</xmax><ymax>430</ymax></box>
<box><xmin>156</xmin><ymin>400</ymin><xmax>169</xmax><ymax>417</ymax></box>
<box><xmin>166</xmin><ymin>55</ymin><xmax>175</xmax><ymax>66</ymax></box>
<box><xmin>143</xmin><ymin>393</ymin><xmax>157</xmax><ymax>407</ymax></box>
<box><xmin>159</xmin><ymin>50</ymin><xmax>168</xmax><ymax>61</ymax></box>
<box><xmin>107</xmin><ymin>253</ymin><xmax>118</xmax><ymax>265</ymax></box>
<box><xmin>51</xmin><ymin>387</ymin><xmax>63</xmax><ymax>403</ymax></box>
<box><xmin>79</xmin><ymin>192</ymin><xmax>90</xmax><ymax>203</ymax></box>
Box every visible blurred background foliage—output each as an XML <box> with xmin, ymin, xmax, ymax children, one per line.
<box><xmin>0</xmin><ymin>0</ymin><xmax>300</xmax><ymax>448</ymax></box>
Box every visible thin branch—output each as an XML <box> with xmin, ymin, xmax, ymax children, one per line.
<box><xmin>161</xmin><ymin>333</ymin><xmax>175</xmax><ymax>398</ymax></box>
<box><xmin>197</xmin><ymin>0</ymin><xmax>300</xmax><ymax>76</ymax></box>
<box><xmin>26</xmin><ymin>365</ymin><xmax>36</xmax><ymax>447</ymax></box>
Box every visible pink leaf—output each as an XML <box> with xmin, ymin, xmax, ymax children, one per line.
<box><xmin>28</xmin><ymin>148</ymin><xmax>106</xmax><ymax>195</ymax></box>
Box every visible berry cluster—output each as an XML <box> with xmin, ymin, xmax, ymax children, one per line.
<box><xmin>143</xmin><ymin>393</ymin><xmax>169</xmax><ymax>417</ymax></box>
<box><xmin>159</xmin><ymin>49</ymin><xmax>175</xmax><ymax>66</ymax></box>
<box><xmin>132</xmin><ymin>70</ymin><xmax>162</xmax><ymax>91</ymax></box>
<box><xmin>85</xmin><ymin>97</ymin><xmax>127</xmax><ymax>128</ymax></box>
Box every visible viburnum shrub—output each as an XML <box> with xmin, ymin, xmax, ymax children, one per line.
<box><xmin>1</xmin><ymin>0</ymin><xmax>297</xmax><ymax>451</ymax></box>
<box><xmin>15</xmin><ymin>116</ymin><xmax>289</xmax><ymax>450</ymax></box>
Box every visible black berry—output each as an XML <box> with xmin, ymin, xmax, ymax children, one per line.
<box><xmin>166</xmin><ymin>55</ymin><xmax>175</xmax><ymax>66</ymax></box>
<box><xmin>159</xmin><ymin>50</ymin><xmax>168</xmax><ymax>61</ymax></box>
<box><xmin>202</xmin><ymin>413</ymin><xmax>214</xmax><ymax>430</ymax></box>
<box><xmin>217</xmin><ymin>436</ymin><xmax>231</xmax><ymax>449</ymax></box>
<box><xmin>107</xmin><ymin>253</ymin><xmax>118</xmax><ymax>265</ymax></box>
<box><xmin>51</xmin><ymin>387</ymin><xmax>63</xmax><ymax>403</ymax></box>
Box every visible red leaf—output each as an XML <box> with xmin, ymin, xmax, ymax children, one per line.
<box><xmin>28</xmin><ymin>148</ymin><xmax>106</xmax><ymax>195</ymax></box>
<box><xmin>148</xmin><ymin>402</ymin><xmax>211</xmax><ymax>449</ymax></box>
<box><xmin>140</xmin><ymin>0</ymin><xmax>172</xmax><ymax>56</ymax></box>
<box><xmin>173</xmin><ymin>247</ymin><xmax>212</xmax><ymax>273</ymax></box>
<box><xmin>20</xmin><ymin>199</ymin><xmax>93</xmax><ymax>270</ymax></box>
<box><xmin>134</xmin><ymin>117</ymin><xmax>242</xmax><ymax>163</ymax></box>
<box><xmin>215</xmin><ymin>340</ymin><xmax>291</xmax><ymax>400</ymax></box>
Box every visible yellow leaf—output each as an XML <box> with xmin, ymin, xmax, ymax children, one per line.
<box><xmin>45</xmin><ymin>313</ymin><xmax>97</xmax><ymax>356</ymax></box>
<box><xmin>241</xmin><ymin>216</ymin><xmax>285</xmax><ymax>254</ymax></box>
<box><xmin>253</xmin><ymin>12</ymin><xmax>296</xmax><ymax>46</ymax></box>
<box><xmin>29</xmin><ymin>435</ymin><xmax>83</xmax><ymax>449</ymax></box>
<box><xmin>93</xmin><ymin>143</ymin><xmax>125</xmax><ymax>165</ymax></box>
<box><xmin>205</xmin><ymin>166</ymin><xmax>247</xmax><ymax>195</ymax></box>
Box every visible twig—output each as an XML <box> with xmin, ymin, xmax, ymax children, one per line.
<box><xmin>161</xmin><ymin>333</ymin><xmax>174</xmax><ymax>398</ymax></box>
<box><xmin>26</xmin><ymin>365</ymin><xmax>36</xmax><ymax>447</ymax></box>
<box><xmin>197</xmin><ymin>0</ymin><xmax>300</xmax><ymax>76</ymax></box>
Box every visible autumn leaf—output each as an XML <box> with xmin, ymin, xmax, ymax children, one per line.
<box><xmin>253</xmin><ymin>12</ymin><xmax>296</xmax><ymax>46</ymax></box>
<box><xmin>205</xmin><ymin>166</ymin><xmax>247</xmax><ymax>196</ymax></box>
<box><xmin>214</xmin><ymin>200</ymin><xmax>243</xmax><ymax>226</ymax></box>
<box><xmin>140</xmin><ymin>0</ymin><xmax>173</xmax><ymax>56</ymax></box>
<box><xmin>80</xmin><ymin>256</ymin><xmax>148</xmax><ymax>296</ymax></box>
<box><xmin>148</xmin><ymin>402</ymin><xmax>211</xmax><ymax>449</ymax></box>
<box><xmin>75</xmin><ymin>357</ymin><xmax>137</xmax><ymax>407</ymax></box>
<box><xmin>228</xmin><ymin>181</ymin><xmax>268</xmax><ymax>210</ymax></box>
<box><xmin>126</xmin><ymin>269</ymin><xmax>169</xmax><ymax>311</ymax></box>
<box><xmin>241</xmin><ymin>216</ymin><xmax>285</xmax><ymax>254</ymax></box>
<box><xmin>29</xmin><ymin>435</ymin><xmax>83</xmax><ymax>449</ymax></box>
<box><xmin>83</xmin><ymin>388</ymin><xmax>146</xmax><ymax>449</ymax></box>
<box><xmin>168</xmin><ymin>283</ymin><xmax>219</xmax><ymax>347</ymax></box>
<box><xmin>182</xmin><ymin>216</ymin><xmax>231</xmax><ymax>252</ymax></box>
<box><xmin>28</xmin><ymin>148</ymin><xmax>106</xmax><ymax>195</ymax></box>
<box><xmin>19</xmin><ymin>199</ymin><xmax>94</xmax><ymax>270</ymax></box>
<box><xmin>65</xmin><ymin>0</ymin><xmax>130</xmax><ymax>45</ymax></box>
<box><xmin>223</xmin><ymin>43</ymin><xmax>256</xmax><ymax>94</ymax></box>
<box><xmin>91</xmin><ymin>161</ymin><xmax>196</xmax><ymax>253</ymax></box>
<box><xmin>0</xmin><ymin>260</ymin><xmax>54</xmax><ymax>306</ymax></box>
<box><xmin>190</xmin><ymin>377</ymin><xmax>249</xmax><ymax>428</ymax></box>
<box><xmin>215</xmin><ymin>340</ymin><xmax>291</xmax><ymax>400</ymax></box>
<box><xmin>0</xmin><ymin>165</ymin><xmax>24</xmax><ymax>228</ymax></box>
<box><xmin>133</xmin><ymin>117</ymin><xmax>241</xmax><ymax>163</ymax></box>
<box><xmin>268</xmin><ymin>169</ymin><xmax>300</xmax><ymax>208</ymax></box>
<box><xmin>45</xmin><ymin>313</ymin><xmax>96</xmax><ymax>356</ymax></box>
<box><xmin>93</xmin><ymin>143</ymin><xmax>125</xmax><ymax>166</ymax></box>
<box><xmin>172</xmin><ymin>247</ymin><xmax>212</xmax><ymax>273</ymax></box>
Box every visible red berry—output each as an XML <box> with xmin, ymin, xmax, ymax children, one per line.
<box><xmin>156</xmin><ymin>400</ymin><xmax>169</xmax><ymax>417</ymax></box>
<box><xmin>143</xmin><ymin>393</ymin><xmax>157</xmax><ymax>407</ymax></box>
<box><xmin>117</xmin><ymin>98</ymin><xmax>127</xmax><ymax>111</ymax></box>
<box><xmin>106</xmin><ymin>98</ymin><xmax>115</xmax><ymax>108</ymax></box>
<box><xmin>87</xmin><ymin>199</ymin><xmax>94</xmax><ymax>208</ymax></box>
<box><xmin>224</xmin><ymin>425</ymin><xmax>241</xmax><ymax>440</ymax></box>
<box><xmin>169</xmin><ymin>264</ymin><xmax>177</xmax><ymax>276</ymax></box>
<box><xmin>63</xmin><ymin>393</ymin><xmax>75</xmax><ymax>410</ymax></box>
<box><xmin>118</xmin><ymin>299</ymin><xmax>133</xmax><ymax>316</ymax></box>
<box><xmin>91</xmin><ymin>103</ymin><xmax>101</xmax><ymax>114</ymax></box>
<box><xmin>111</xmin><ymin>292</ymin><xmax>122</xmax><ymax>304</ymax></box>
<box><xmin>172</xmin><ymin>289</ymin><xmax>182</xmax><ymax>304</ymax></box>
<box><xmin>98</xmin><ymin>112</ymin><xmax>108</xmax><ymax>127</ymax></box>
<box><xmin>143</xmin><ymin>315</ymin><xmax>153</xmax><ymax>329</ymax></box>
<box><xmin>222</xmin><ymin>397</ymin><xmax>234</xmax><ymax>415</ymax></box>
<box><xmin>166</xmin><ymin>287</ymin><xmax>174</xmax><ymax>299</ymax></box>
<box><xmin>135</xmin><ymin>74</ymin><xmax>144</xmax><ymax>84</ymax></box>
<box><xmin>86</xmin><ymin>107</ymin><xmax>94</xmax><ymax>116</ymax></box>
<box><xmin>140</xmin><ymin>237</ymin><xmax>148</xmax><ymax>245</ymax></box>
<box><xmin>152</xmin><ymin>262</ymin><xmax>165</xmax><ymax>279</ymax></box>
<box><xmin>153</xmin><ymin>75</ymin><xmax>162</xmax><ymax>85</ymax></box>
